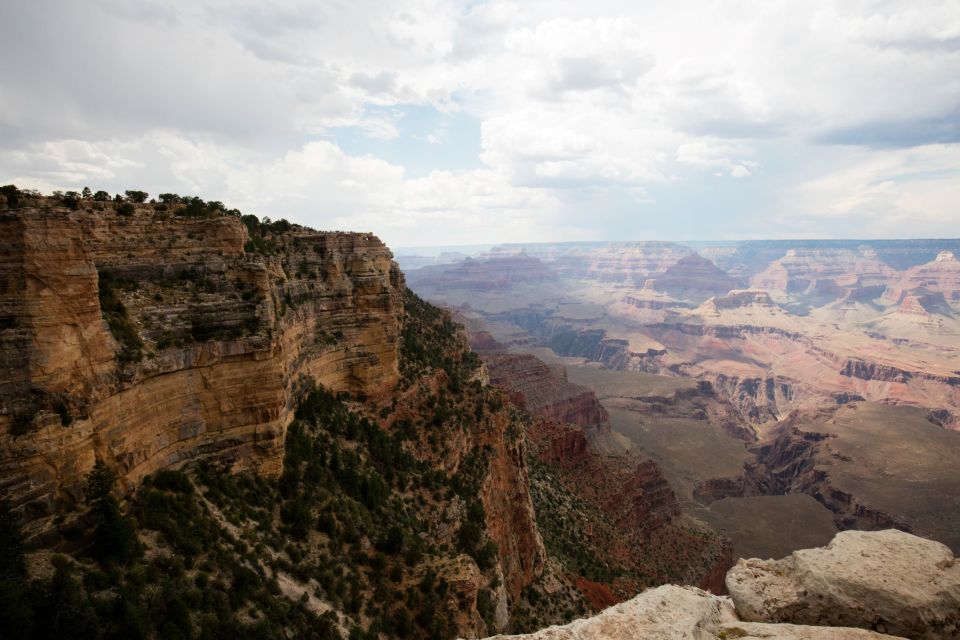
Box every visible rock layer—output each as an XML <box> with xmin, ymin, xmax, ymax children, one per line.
<box><xmin>482</xmin><ymin>353</ymin><xmax>609</xmax><ymax>429</ymax></box>
<box><xmin>1</xmin><ymin>206</ymin><xmax>403</xmax><ymax>540</ymax></box>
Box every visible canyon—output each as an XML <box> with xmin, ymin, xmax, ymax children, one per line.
<box><xmin>404</xmin><ymin>238</ymin><xmax>960</xmax><ymax>561</ymax></box>
<box><xmin>3</xmin><ymin>191</ymin><xmax>958</xmax><ymax>639</ymax></box>
<box><xmin>0</xmin><ymin>195</ymin><xmax>558</xmax><ymax>638</ymax></box>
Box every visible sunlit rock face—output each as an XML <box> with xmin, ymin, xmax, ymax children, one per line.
<box><xmin>0</xmin><ymin>204</ymin><xmax>404</xmax><ymax>541</ymax></box>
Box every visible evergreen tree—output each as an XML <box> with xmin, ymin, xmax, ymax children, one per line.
<box><xmin>85</xmin><ymin>460</ymin><xmax>140</xmax><ymax>563</ymax></box>
<box><xmin>0</xmin><ymin>499</ymin><xmax>32</xmax><ymax>638</ymax></box>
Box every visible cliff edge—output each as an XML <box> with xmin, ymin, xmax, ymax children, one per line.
<box><xmin>485</xmin><ymin>529</ymin><xmax>959</xmax><ymax>639</ymax></box>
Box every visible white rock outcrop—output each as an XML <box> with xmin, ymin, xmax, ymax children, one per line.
<box><xmin>490</xmin><ymin>584</ymin><xmax>737</xmax><ymax>639</ymax></box>
<box><xmin>485</xmin><ymin>585</ymin><xmax>902</xmax><ymax>639</ymax></box>
<box><xmin>484</xmin><ymin>530</ymin><xmax>960</xmax><ymax>640</ymax></box>
<box><xmin>726</xmin><ymin>529</ymin><xmax>960</xmax><ymax>640</ymax></box>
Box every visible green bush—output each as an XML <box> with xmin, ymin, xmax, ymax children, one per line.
<box><xmin>98</xmin><ymin>272</ymin><xmax>144</xmax><ymax>363</ymax></box>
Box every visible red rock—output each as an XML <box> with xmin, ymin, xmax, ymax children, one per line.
<box><xmin>646</xmin><ymin>254</ymin><xmax>739</xmax><ymax>301</ymax></box>
<box><xmin>482</xmin><ymin>353</ymin><xmax>609</xmax><ymax>428</ymax></box>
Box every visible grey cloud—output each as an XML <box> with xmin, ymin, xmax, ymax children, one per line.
<box><xmin>349</xmin><ymin>71</ymin><xmax>399</xmax><ymax>94</ymax></box>
<box><xmin>0</xmin><ymin>0</ymin><xmax>354</xmax><ymax>146</ymax></box>
<box><xmin>817</xmin><ymin>108</ymin><xmax>960</xmax><ymax>148</ymax></box>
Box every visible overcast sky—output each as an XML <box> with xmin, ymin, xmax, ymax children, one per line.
<box><xmin>1</xmin><ymin>0</ymin><xmax>958</xmax><ymax>247</ymax></box>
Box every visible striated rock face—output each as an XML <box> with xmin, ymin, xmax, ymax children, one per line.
<box><xmin>646</xmin><ymin>254</ymin><xmax>739</xmax><ymax>302</ymax></box>
<box><xmin>478</xmin><ymin>401</ymin><xmax>548</xmax><ymax>603</ymax></box>
<box><xmin>497</xmin><ymin>353</ymin><xmax>730</xmax><ymax>598</ymax></box>
<box><xmin>482</xmin><ymin>353</ymin><xmax>609</xmax><ymax>428</ymax></box>
<box><xmin>750</xmin><ymin>247</ymin><xmax>896</xmax><ymax>298</ymax></box>
<box><xmin>727</xmin><ymin>529</ymin><xmax>960</xmax><ymax>640</ymax></box>
<box><xmin>885</xmin><ymin>251</ymin><xmax>960</xmax><ymax>303</ymax></box>
<box><xmin>1</xmin><ymin>206</ymin><xmax>403</xmax><ymax>540</ymax></box>
<box><xmin>546</xmin><ymin>242</ymin><xmax>693</xmax><ymax>286</ymax></box>
<box><xmin>697</xmin><ymin>289</ymin><xmax>781</xmax><ymax>313</ymax></box>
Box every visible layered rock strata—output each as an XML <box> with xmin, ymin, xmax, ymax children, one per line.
<box><xmin>484</xmin><ymin>352</ymin><xmax>730</xmax><ymax>597</ymax></box>
<box><xmin>1</xmin><ymin>205</ymin><xmax>398</xmax><ymax>541</ymax></box>
<box><xmin>482</xmin><ymin>353</ymin><xmax>609</xmax><ymax>429</ymax></box>
<box><xmin>645</xmin><ymin>254</ymin><xmax>739</xmax><ymax>302</ymax></box>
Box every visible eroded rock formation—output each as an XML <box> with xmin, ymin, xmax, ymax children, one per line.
<box><xmin>646</xmin><ymin>254</ymin><xmax>739</xmax><ymax>302</ymax></box>
<box><xmin>482</xmin><ymin>353</ymin><xmax>609</xmax><ymax>429</ymax></box>
<box><xmin>1</xmin><ymin>207</ymin><xmax>403</xmax><ymax>541</ymax></box>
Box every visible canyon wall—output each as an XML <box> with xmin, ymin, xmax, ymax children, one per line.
<box><xmin>0</xmin><ymin>206</ymin><xmax>403</xmax><ymax>541</ymax></box>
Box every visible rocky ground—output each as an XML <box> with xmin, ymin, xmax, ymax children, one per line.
<box><xmin>484</xmin><ymin>529</ymin><xmax>960</xmax><ymax>640</ymax></box>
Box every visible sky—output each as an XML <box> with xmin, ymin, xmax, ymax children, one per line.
<box><xmin>1</xmin><ymin>0</ymin><xmax>959</xmax><ymax>248</ymax></box>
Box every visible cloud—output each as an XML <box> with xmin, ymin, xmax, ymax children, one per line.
<box><xmin>783</xmin><ymin>143</ymin><xmax>960</xmax><ymax>237</ymax></box>
<box><xmin>1</xmin><ymin>0</ymin><xmax>959</xmax><ymax>244</ymax></box>
<box><xmin>676</xmin><ymin>139</ymin><xmax>757</xmax><ymax>178</ymax></box>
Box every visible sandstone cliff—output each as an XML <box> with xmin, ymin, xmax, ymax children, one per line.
<box><xmin>645</xmin><ymin>254</ymin><xmax>740</xmax><ymax>302</ymax></box>
<box><xmin>1</xmin><ymin>204</ymin><xmax>404</xmax><ymax>542</ymax></box>
<box><xmin>0</xmin><ymin>195</ymin><xmax>559</xmax><ymax>637</ymax></box>
<box><xmin>481</xmin><ymin>353</ymin><xmax>609</xmax><ymax>429</ymax></box>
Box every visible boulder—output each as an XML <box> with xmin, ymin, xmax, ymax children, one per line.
<box><xmin>488</xmin><ymin>584</ymin><xmax>737</xmax><ymax>639</ymax></box>
<box><xmin>726</xmin><ymin>529</ymin><xmax>960</xmax><ymax>639</ymax></box>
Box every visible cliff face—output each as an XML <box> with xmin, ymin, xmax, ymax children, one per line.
<box><xmin>484</xmin><ymin>352</ymin><xmax>731</xmax><ymax>601</ymax></box>
<box><xmin>1</xmin><ymin>205</ymin><xmax>403</xmax><ymax>540</ymax></box>
<box><xmin>884</xmin><ymin>251</ymin><xmax>960</xmax><ymax>303</ymax></box>
<box><xmin>645</xmin><ymin>254</ymin><xmax>740</xmax><ymax>302</ymax></box>
<box><xmin>749</xmin><ymin>247</ymin><xmax>897</xmax><ymax>296</ymax></box>
<box><xmin>406</xmin><ymin>255</ymin><xmax>557</xmax><ymax>292</ymax></box>
<box><xmin>482</xmin><ymin>353</ymin><xmax>609</xmax><ymax>429</ymax></box>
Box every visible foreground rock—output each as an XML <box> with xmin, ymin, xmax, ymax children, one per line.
<box><xmin>727</xmin><ymin>530</ymin><xmax>960</xmax><ymax>639</ymax></box>
<box><xmin>489</xmin><ymin>584</ymin><xmax>737</xmax><ymax>639</ymax></box>
<box><xmin>484</xmin><ymin>584</ymin><xmax>901</xmax><ymax>639</ymax></box>
<box><xmin>483</xmin><ymin>531</ymin><xmax>960</xmax><ymax>639</ymax></box>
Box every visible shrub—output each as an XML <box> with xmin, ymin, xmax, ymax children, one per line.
<box><xmin>0</xmin><ymin>184</ymin><xmax>20</xmax><ymax>208</ymax></box>
<box><xmin>98</xmin><ymin>272</ymin><xmax>144</xmax><ymax>363</ymax></box>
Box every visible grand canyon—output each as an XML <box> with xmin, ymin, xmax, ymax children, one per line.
<box><xmin>4</xmin><ymin>0</ymin><xmax>960</xmax><ymax>637</ymax></box>
<box><xmin>403</xmin><ymin>239</ymin><xmax>960</xmax><ymax>561</ymax></box>
<box><xmin>2</xmin><ymin>188</ymin><xmax>958</xmax><ymax>640</ymax></box>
